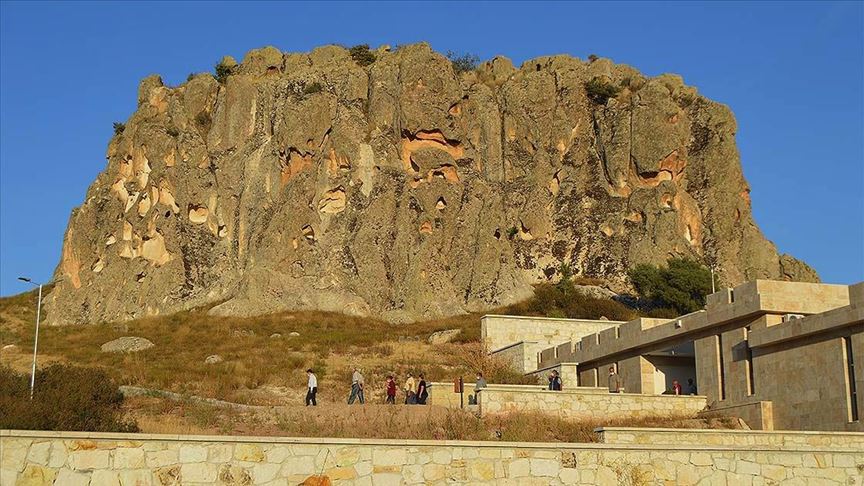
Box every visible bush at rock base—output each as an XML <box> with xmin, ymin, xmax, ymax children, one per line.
<box><xmin>0</xmin><ymin>364</ymin><xmax>138</xmax><ymax>432</ymax></box>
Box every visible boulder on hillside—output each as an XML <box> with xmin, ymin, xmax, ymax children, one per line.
<box><xmin>428</xmin><ymin>329</ymin><xmax>462</xmax><ymax>345</ymax></box>
<box><xmin>100</xmin><ymin>336</ymin><xmax>154</xmax><ymax>353</ymax></box>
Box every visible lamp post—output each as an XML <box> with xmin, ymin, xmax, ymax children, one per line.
<box><xmin>18</xmin><ymin>276</ymin><xmax>60</xmax><ymax>400</ymax></box>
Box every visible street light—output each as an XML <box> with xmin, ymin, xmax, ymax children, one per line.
<box><xmin>18</xmin><ymin>276</ymin><xmax>61</xmax><ymax>400</ymax></box>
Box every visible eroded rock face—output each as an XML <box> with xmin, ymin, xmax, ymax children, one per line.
<box><xmin>44</xmin><ymin>43</ymin><xmax>817</xmax><ymax>325</ymax></box>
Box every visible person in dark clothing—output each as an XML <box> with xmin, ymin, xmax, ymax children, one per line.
<box><xmin>416</xmin><ymin>374</ymin><xmax>429</xmax><ymax>404</ymax></box>
<box><xmin>385</xmin><ymin>375</ymin><xmax>397</xmax><ymax>404</ymax></box>
<box><xmin>548</xmin><ymin>370</ymin><xmax>562</xmax><ymax>391</ymax></box>
<box><xmin>305</xmin><ymin>369</ymin><xmax>317</xmax><ymax>406</ymax></box>
<box><xmin>686</xmin><ymin>378</ymin><xmax>697</xmax><ymax>395</ymax></box>
<box><xmin>608</xmin><ymin>366</ymin><xmax>622</xmax><ymax>393</ymax></box>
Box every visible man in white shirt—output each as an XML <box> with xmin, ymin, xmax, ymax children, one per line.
<box><xmin>306</xmin><ymin>369</ymin><xmax>318</xmax><ymax>406</ymax></box>
<box><xmin>348</xmin><ymin>367</ymin><xmax>365</xmax><ymax>404</ymax></box>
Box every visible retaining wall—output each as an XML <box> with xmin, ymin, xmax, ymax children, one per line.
<box><xmin>3</xmin><ymin>429</ymin><xmax>863</xmax><ymax>485</ymax></box>
<box><xmin>477</xmin><ymin>385</ymin><xmax>707</xmax><ymax>420</ymax></box>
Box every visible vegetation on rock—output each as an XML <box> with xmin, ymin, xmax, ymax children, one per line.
<box><xmin>214</xmin><ymin>61</ymin><xmax>234</xmax><ymax>84</ymax></box>
<box><xmin>112</xmin><ymin>122</ymin><xmax>125</xmax><ymax>136</ymax></box>
<box><xmin>629</xmin><ymin>258</ymin><xmax>715</xmax><ymax>315</ymax></box>
<box><xmin>349</xmin><ymin>44</ymin><xmax>376</xmax><ymax>66</ymax></box>
<box><xmin>447</xmin><ymin>50</ymin><xmax>480</xmax><ymax>73</ymax></box>
<box><xmin>303</xmin><ymin>81</ymin><xmax>323</xmax><ymax>95</ymax></box>
<box><xmin>585</xmin><ymin>77</ymin><xmax>621</xmax><ymax>104</ymax></box>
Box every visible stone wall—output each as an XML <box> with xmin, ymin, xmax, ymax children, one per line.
<box><xmin>481</xmin><ymin>315</ymin><xmax>619</xmax><ymax>355</ymax></box>
<box><xmin>477</xmin><ymin>385</ymin><xmax>707</xmax><ymax>420</ymax></box>
<box><xmin>4</xmin><ymin>429</ymin><xmax>862</xmax><ymax>485</ymax></box>
<box><xmin>596</xmin><ymin>427</ymin><xmax>864</xmax><ymax>450</ymax></box>
<box><xmin>491</xmin><ymin>341</ymin><xmax>547</xmax><ymax>374</ymax></box>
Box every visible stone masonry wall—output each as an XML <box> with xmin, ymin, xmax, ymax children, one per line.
<box><xmin>481</xmin><ymin>315</ymin><xmax>619</xmax><ymax>353</ymax></box>
<box><xmin>477</xmin><ymin>385</ymin><xmax>707</xmax><ymax>419</ymax></box>
<box><xmin>3</xmin><ymin>429</ymin><xmax>863</xmax><ymax>485</ymax></box>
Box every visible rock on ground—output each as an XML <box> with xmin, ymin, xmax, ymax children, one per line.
<box><xmin>100</xmin><ymin>336</ymin><xmax>154</xmax><ymax>353</ymax></box>
<box><xmin>205</xmin><ymin>354</ymin><xmax>223</xmax><ymax>364</ymax></box>
<box><xmin>428</xmin><ymin>329</ymin><xmax>462</xmax><ymax>345</ymax></box>
<box><xmin>43</xmin><ymin>43</ymin><xmax>818</xmax><ymax>326</ymax></box>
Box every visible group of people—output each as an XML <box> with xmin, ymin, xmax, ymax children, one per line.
<box><xmin>546</xmin><ymin>366</ymin><xmax>698</xmax><ymax>395</ymax></box>
<box><xmin>303</xmin><ymin>366</ymin><xmax>699</xmax><ymax>407</ymax></box>
<box><xmin>304</xmin><ymin>368</ymin><xmax>429</xmax><ymax>406</ymax></box>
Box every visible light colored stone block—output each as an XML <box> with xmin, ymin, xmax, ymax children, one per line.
<box><xmin>252</xmin><ymin>462</ymin><xmax>282</xmax><ymax>483</ymax></box>
<box><xmin>145</xmin><ymin>449</ymin><xmax>177</xmax><ymax>468</ymax></box>
<box><xmin>181</xmin><ymin>462</ymin><xmax>217</xmax><ymax>482</ymax></box>
<box><xmin>178</xmin><ymin>445</ymin><xmax>207</xmax><ymax>463</ymax></box>
<box><xmin>529</xmin><ymin>458</ymin><xmax>559</xmax><ymax>477</ymax></box>
<box><xmin>234</xmin><ymin>444</ymin><xmax>265</xmax><ymax>462</ymax></box>
<box><xmin>55</xmin><ymin>469</ymin><xmax>91</xmax><ymax>486</ymax></box>
<box><xmin>26</xmin><ymin>442</ymin><xmax>51</xmax><ymax>466</ymax></box>
<box><xmin>91</xmin><ymin>470</ymin><xmax>120</xmax><ymax>486</ymax></box>
<box><xmin>69</xmin><ymin>449</ymin><xmax>110</xmax><ymax>470</ymax></box>
<box><xmin>371</xmin><ymin>472</ymin><xmax>402</xmax><ymax>486</ymax></box>
<box><xmin>114</xmin><ymin>447</ymin><xmax>145</xmax><ymax>469</ymax></box>
<box><xmin>372</xmin><ymin>448</ymin><xmax>407</xmax><ymax>467</ymax></box>
<box><xmin>281</xmin><ymin>455</ymin><xmax>316</xmax><ymax>475</ymax></box>
<box><xmin>507</xmin><ymin>458</ymin><xmax>530</xmax><ymax>477</ymax></box>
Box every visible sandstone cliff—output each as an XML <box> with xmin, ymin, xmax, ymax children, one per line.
<box><xmin>44</xmin><ymin>43</ymin><xmax>818</xmax><ymax>325</ymax></box>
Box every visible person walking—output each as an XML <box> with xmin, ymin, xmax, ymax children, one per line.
<box><xmin>348</xmin><ymin>367</ymin><xmax>366</xmax><ymax>404</ymax></box>
<box><xmin>472</xmin><ymin>372</ymin><xmax>488</xmax><ymax>405</ymax></box>
<box><xmin>416</xmin><ymin>374</ymin><xmax>428</xmax><ymax>405</ymax></box>
<box><xmin>404</xmin><ymin>373</ymin><xmax>416</xmax><ymax>404</ymax></box>
<box><xmin>608</xmin><ymin>366</ymin><xmax>621</xmax><ymax>393</ymax></box>
<box><xmin>305</xmin><ymin>369</ymin><xmax>318</xmax><ymax>406</ymax></box>
<box><xmin>385</xmin><ymin>375</ymin><xmax>397</xmax><ymax>404</ymax></box>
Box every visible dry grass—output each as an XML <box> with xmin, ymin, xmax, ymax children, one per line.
<box><xmin>0</xmin><ymin>282</ymin><xmax>681</xmax><ymax>434</ymax></box>
<box><xmin>124</xmin><ymin>398</ymin><xmax>743</xmax><ymax>442</ymax></box>
<box><xmin>0</xmin><ymin>290</ymin><xmax>498</xmax><ymax>405</ymax></box>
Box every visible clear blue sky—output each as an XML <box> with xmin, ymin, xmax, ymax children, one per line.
<box><xmin>1</xmin><ymin>1</ymin><xmax>862</xmax><ymax>295</ymax></box>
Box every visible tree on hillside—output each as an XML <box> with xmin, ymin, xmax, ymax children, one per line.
<box><xmin>628</xmin><ymin>258</ymin><xmax>715</xmax><ymax>315</ymax></box>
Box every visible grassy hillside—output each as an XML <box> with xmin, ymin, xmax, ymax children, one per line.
<box><xmin>0</xmin><ymin>282</ymin><xmax>718</xmax><ymax>440</ymax></box>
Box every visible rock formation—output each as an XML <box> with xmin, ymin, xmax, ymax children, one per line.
<box><xmin>44</xmin><ymin>43</ymin><xmax>818</xmax><ymax>325</ymax></box>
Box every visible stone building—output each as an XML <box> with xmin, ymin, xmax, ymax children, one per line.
<box><xmin>485</xmin><ymin>280</ymin><xmax>864</xmax><ymax>432</ymax></box>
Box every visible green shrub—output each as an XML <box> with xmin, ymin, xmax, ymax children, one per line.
<box><xmin>587</xmin><ymin>54</ymin><xmax>599</xmax><ymax>63</ymax></box>
<box><xmin>503</xmin><ymin>281</ymin><xmax>635</xmax><ymax>321</ymax></box>
<box><xmin>585</xmin><ymin>77</ymin><xmax>621</xmax><ymax>104</ymax></box>
<box><xmin>0</xmin><ymin>365</ymin><xmax>137</xmax><ymax>432</ymax></box>
<box><xmin>447</xmin><ymin>51</ymin><xmax>480</xmax><ymax>74</ymax></box>
<box><xmin>214</xmin><ymin>61</ymin><xmax>234</xmax><ymax>84</ymax></box>
<box><xmin>112</xmin><ymin>122</ymin><xmax>125</xmax><ymax>136</ymax></box>
<box><xmin>506</xmin><ymin>226</ymin><xmax>518</xmax><ymax>239</ymax></box>
<box><xmin>303</xmin><ymin>81</ymin><xmax>323</xmax><ymax>95</ymax></box>
<box><xmin>629</xmin><ymin>258</ymin><xmax>714</xmax><ymax>315</ymax></box>
<box><xmin>186</xmin><ymin>73</ymin><xmax>196</xmax><ymax>82</ymax></box>
<box><xmin>166</xmin><ymin>125</ymin><xmax>180</xmax><ymax>137</ymax></box>
<box><xmin>349</xmin><ymin>44</ymin><xmax>376</xmax><ymax>66</ymax></box>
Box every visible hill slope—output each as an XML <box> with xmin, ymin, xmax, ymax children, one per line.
<box><xmin>44</xmin><ymin>43</ymin><xmax>816</xmax><ymax>325</ymax></box>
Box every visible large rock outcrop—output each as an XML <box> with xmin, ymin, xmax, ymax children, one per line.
<box><xmin>43</xmin><ymin>43</ymin><xmax>817</xmax><ymax>325</ymax></box>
